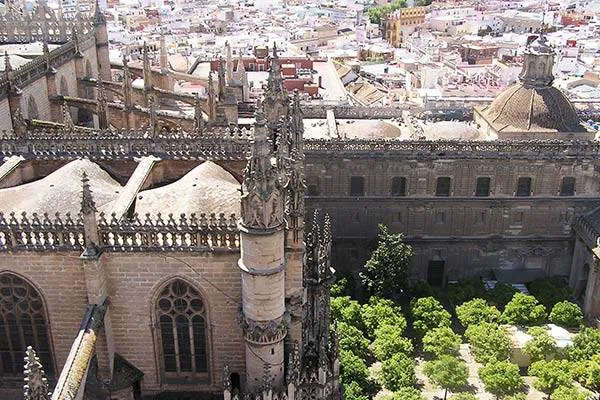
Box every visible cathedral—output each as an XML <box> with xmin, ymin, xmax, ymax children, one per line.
<box><xmin>1</xmin><ymin>3</ymin><xmax>600</xmax><ymax>400</ymax></box>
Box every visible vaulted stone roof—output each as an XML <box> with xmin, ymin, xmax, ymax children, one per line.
<box><xmin>0</xmin><ymin>159</ymin><xmax>122</xmax><ymax>215</ymax></box>
<box><xmin>479</xmin><ymin>84</ymin><xmax>585</xmax><ymax>134</ymax></box>
<box><xmin>135</xmin><ymin>161</ymin><xmax>240</xmax><ymax>216</ymax></box>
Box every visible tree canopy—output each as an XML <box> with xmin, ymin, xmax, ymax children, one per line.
<box><xmin>528</xmin><ymin>359</ymin><xmax>574</xmax><ymax>396</ymax></box>
<box><xmin>382</xmin><ymin>387</ymin><xmax>425</xmax><ymax>400</ymax></box>
<box><xmin>424</xmin><ymin>355</ymin><xmax>469</xmax><ymax>400</ymax></box>
<box><xmin>549</xmin><ymin>301</ymin><xmax>583</xmax><ymax>328</ymax></box>
<box><xmin>567</xmin><ymin>327</ymin><xmax>600</xmax><ymax>362</ymax></box>
<box><xmin>366</xmin><ymin>0</ymin><xmax>406</xmax><ymax>24</ymax></box>
<box><xmin>502</xmin><ymin>293</ymin><xmax>547</xmax><ymax>326</ymax></box>
<box><xmin>361</xmin><ymin>296</ymin><xmax>406</xmax><ymax>339</ymax></box>
<box><xmin>338</xmin><ymin>321</ymin><xmax>372</xmax><ymax>360</ymax></box>
<box><xmin>331</xmin><ymin>296</ymin><xmax>364</xmax><ymax>330</ymax></box>
<box><xmin>465</xmin><ymin>322</ymin><xmax>511</xmax><ymax>364</ymax></box>
<box><xmin>371</xmin><ymin>323</ymin><xmax>413</xmax><ymax>361</ymax></box>
<box><xmin>551</xmin><ymin>386</ymin><xmax>590</xmax><ymax>400</ymax></box>
<box><xmin>479</xmin><ymin>360</ymin><xmax>524</xmax><ymax>399</ymax></box>
<box><xmin>411</xmin><ymin>296</ymin><xmax>451</xmax><ymax>336</ymax></box>
<box><xmin>523</xmin><ymin>326</ymin><xmax>558</xmax><ymax>363</ymax></box>
<box><xmin>423</xmin><ymin>327</ymin><xmax>461</xmax><ymax>357</ymax></box>
<box><xmin>380</xmin><ymin>353</ymin><xmax>416</xmax><ymax>391</ymax></box>
<box><xmin>456</xmin><ymin>298</ymin><xmax>501</xmax><ymax>327</ymax></box>
<box><xmin>360</xmin><ymin>225</ymin><xmax>413</xmax><ymax>299</ymax></box>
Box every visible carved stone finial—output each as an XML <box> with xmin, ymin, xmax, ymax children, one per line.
<box><xmin>62</xmin><ymin>101</ymin><xmax>75</xmax><ymax>132</ymax></box>
<box><xmin>194</xmin><ymin>95</ymin><xmax>205</xmax><ymax>133</ymax></box>
<box><xmin>143</xmin><ymin>42</ymin><xmax>152</xmax><ymax>91</ymax></box>
<box><xmin>11</xmin><ymin>108</ymin><xmax>27</xmax><ymax>138</ymax></box>
<box><xmin>71</xmin><ymin>27</ymin><xmax>81</xmax><ymax>56</ymax></box>
<box><xmin>23</xmin><ymin>346</ymin><xmax>50</xmax><ymax>400</ymax></box>
<box><xmin>222</xmin><ymin>364</ymin><xmax>232</xmax><ymax>391</ymax></box>
<box><xmin>81</xmin><ymin>172</ymin><xmax>97</xmax><ymax>215</ymax></box>
<box><xmin>148</xmin><ymin>95</ymin><xmax>158</xmax><ymax>136</ymax></box>
<box><xmin>96</xmin><ymin>79</ymin><xmax>109</xmax><ymax>130</ymax></box>
<box><xmin>92</xmin><ymin>0</ymin><xmax>106</xmax><ymax>26</ymax></box>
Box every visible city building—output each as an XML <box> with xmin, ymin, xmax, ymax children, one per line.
<box><xmin>384</xmin><ymin>6</ymin><xmax>427</xmax><ymax>48</ymax></box>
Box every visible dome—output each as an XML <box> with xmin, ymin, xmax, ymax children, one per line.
<box><xmin>135</xmin><ymin>161</ymin><xmax>240</xmax><ymax>217</ymax></box>
<box><xmin>480</xmin><ymin>83</ymin><xmax>585</xmax><ymax>133</ymax></box>
<box><xmin>0</xmin><ymin>159</ymin><xmax>122</xmax><ymax>215</ymax></box>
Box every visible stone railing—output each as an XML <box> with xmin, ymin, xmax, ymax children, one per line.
<box><xmin>0</xmin><ymin>212</ymin><xmax>240</xmax><ymax>252</ymax></box>
<box><xmin>302</xmin><ymin>105</ymin><xmax>409</xmax><ymax>119</ymax></box>
<box><xmin>97</xmin><ymin>212</ymin><xmax>239</xmax><ymax>251</ymax></box>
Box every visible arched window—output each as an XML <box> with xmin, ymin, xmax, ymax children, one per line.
<box><xmin>0</xmin><ymin>273</ymin><xmax>53</xmax><ymax>377</ymax></box>
<box><xmin>156</xmin><ymin>279</ymin><xmax>208</xmax><ymax>378</ymax></box>
<box><xmin>27</xmin><ymin>96</ymin><xmax>39</xmax><ymax>120</ymax></box>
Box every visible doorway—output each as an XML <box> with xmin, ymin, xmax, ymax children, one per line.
<box><xmin>427</xmin><ymin>260</ymin><xmax>445</xmax><ymax>286</ymax></box>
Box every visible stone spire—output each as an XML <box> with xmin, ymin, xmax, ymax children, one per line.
<box><xmin>96</xmin><ymin>78</ymin><xmax>109</xmax><ymax>130</ymax></box>
<box><xmin>81</xmin><ymin>172</ymin><xmax>100</xmax><ymax>257</ymax></box>
<box><xmin>225</xmin><ymin>41</ymin><xmax>234</xmax><ymax>83</ymax></box>
<box><xmin>266</xmin><ymin>42</ymin><xmax>284</xmax><ymax>95</ymax></box>
<box><xmin>122</xmin><ymin>50</ymin><xmax>133</xmax><ymax>109</ymax></box>
<box><xmin>142</xmin><ymin>42</ymin><xmax>152</xmax><ymax>92</ymax></box>
<box><xmin>240</xmin><ymin>101</ymin><xmax>285</xmax><ymax>230</ymax></box>
<box><xmin>194</xmin><ymin>94</ymin><xmax>205</xmax><ymax>134</ymax></box>
<box><xmin>23</xmin><ymin>347</ymin><xmax>51</xmax><ymax>400</ymax></box>
<box><xmin>264</xmin><ymin>42</ymin><xmax>288</xmax><ymax>126</ymax></box>
<box><xmin>159</xmin><ymin>33</ymin><xmax>168</xmax><ymax>73</ymax></box>
<box><xmin>92</xmin><ymin>0</ymin><xmax>106</xmax><ymax>26</ymax></box>
<box><xmin>218</xmin><ymin>57</ymin><xmax>226</xmax><ymax>101</ymax></box>
<box><xmin>148</xmin><ymin>95</ymin><xmax>158</xmax><ymax>136</ymax></box>
<box><xmin>207</xmin><ymin>71</ymin><xmax>216</xmax><ymax>121</ymax></box>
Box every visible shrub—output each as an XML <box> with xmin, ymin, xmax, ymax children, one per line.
<box><xmin>331</xmin><ymin>296</ymin><xmax>364</xmax><ymax>330</ymax></box>
<box><xmin>502</xmin><ymin>293</ymin><xmax>547</xmax><ymax>326</ymax></box>
<box><xmin>456</xmin><ymin>298</ymin><xmax>501</xmax><ymax>327</ymax></box>
<box><xmin>424</xmin><ymin>355</ymin><xmax>469</xmax><ymax>399</ymax></box>
<box><xmin>409</xmin><ymin>281</ymin><xmax>438</xmax><ymax>299</ymax></box>
<box><xmin>371</xmin><ymin>324</ymin><xmax>413</xmax><ymax>361</ymax></box>
<box><xmin>449</xmin><ymin>394</ymin><xmax>477</xmax><ymax>400</ymax></box>
<box><xmin>479</xmin><ymin>360</ymin><xmax>524</xmax><ymax>399</ymax></box>
<box><xmin>344</xmin><ymin>381</ymin><xmax>368</xmax><ymax>400</ymax></box>
<box><xmin>383</xmin><ymin>387</ymin><xmax>425</xmax><ymax>400</ymax></box>
<box><xmin>465</xmin><ymin>322</ymin><xmax>511</xmax><ymax>364</ymax></box>
<box><xmin>448</xmin><ymin>277</ymin><xmax>487</xmax><ymax>306</ymax></box>
<box><xmin>487</xmin><ymin>283</ymin><xmax>519</xmax><ymax>310</ymax></box>
<box><xmin>527</xmin><ymin>277</ymin><xmax>571</xmax><ymax>309</ymax></box>
<box><xmin>523</xmin><ymin>326</ymin><xmax>558</xmax><ymax>362</ymax></box>
<box><xmin>411</xmin><ymin>296</ymin><xmax>451</xmax><ymax>336</ymax></box>
<box><xmin>528</xmin><ymin>359</ymin><xmax>574</xmax><ymax>396</ymax></box>
<box><xmin>422</xmin><ymin>327</ymin><xmax>461</xmax><ymax>357</ymax></box>
<box><xmin>361</xmin><ymin>297</ymin><xmax>406</xmax><ymax>339</ymax></box>
<box><xmin>331</xmin><ymin>277</ymin><xmax>351</xmax><ymax>297</ymax></box>
<box><xmin>380</xmin><ymin>353</ymin><xmax>416</xmax><ymax>391</ymax></box>
<box><xmin>551</xmin><ymin>386</ymin><xmax>590</xmax><ymax>400</ymax></box>
<box><xmin>340</xmin><ymin>350</ymin><xmax>369</xmax><ymax>387</ymax></box>
<box><xmin>338</xmin><ymin>321</ymin><xmax>372</xmax><ymax>360</ymax></box>
<box><xmin>567</xmin><ymin>327</ymin><xmax>600</xmax><ymax>362</ymax></box>
<box><xmin>581</xmin><ymin>354</ymin><xmax>600</xmax><ymax>391</ymax></box>
<box><xmin>549</xmin><ymin>301</ymin><xmax>584</xmax><ymax>328</ymax></box>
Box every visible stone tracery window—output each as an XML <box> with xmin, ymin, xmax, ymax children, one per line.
<box><xmin>0</xmin><ymin>273</ymin><xmax>53</xmax><ymax>377</ymax></box>
<box><xmin>156</xmin><ymin>279</ymin><xmax>208</xmax><ymax>378</ymax></box>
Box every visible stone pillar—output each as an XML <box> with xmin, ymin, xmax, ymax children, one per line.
<box><xmin>239</xmin><ymin>106</ymin><xmax>287</xmax><ymax>392</ymax></box>
<box><xmin>93</xmin><ymin>1</ymin><xmax>111</xmax><ymax>84</ymax></box>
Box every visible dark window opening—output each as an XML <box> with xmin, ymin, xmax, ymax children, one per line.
<box><xmin>391</xmin><ymin>177</ymin><xmax>407</xmax><ymax>196</ymax></box>
<box><xmin>436</xmin><ymin>177</ymin><xmax>451</xmax><ymax>197</ymax></box>
<box><xmin>307</xmin><ymin>177</ymin><xmax>320</xmax><ymax>196</ymax></box>
<box><xmin>0</xmin><ymin>273</ymin><xmax>53</xmax><ymax>377</ymax></box>
<box><xmin>475</xmin><ymin>177</ymin><xmax>491</xmax><ymax>197</ymax></box>
<box><xmin>157</xmin><ymin>280</ymin><xmax>208</xmax><ymax>377</ymax></box>
<box><xmin>560</xmin><ymin>177</ymin><xmax>575</xmax><ymax>196</ymax></box>
<box><xmin>350</xmin><ymin>176</ymin><xmax>365</xmax><ymax>196</ymax></box>
<box><xmin>427</xmin><ymin>261</ymin><xmax>445</xmax><ymax>286</ymax></box>
<box><xmin>516</xmin><ymin>177</ymin><xmax>532</xmax><ymax>196</ymax></box>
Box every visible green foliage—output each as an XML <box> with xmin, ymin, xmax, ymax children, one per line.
<box><xmin>549</xmin><ymin>301</ymin><xmax>584</xmax><ymax>328</ymax></box>
<box><xmin>551</xmin><ymin>386</ymin><xmax>590</xmax><ymax>400</ymax></box>
<box><xmin>448</xmin><ymin>278</ymin><xmax>487</xmax><ymax>307</ymax></box>
<box><xmin>580</xmin><ymin>354</ymin><xmax>600</xmax><ymax>391</ymax></box>
<box><xmin>380</xmin><ymin>353</ymin><xmax>416</xmax><ymax>391</ymax></box>
<box><xmin>338</xmin><ymin>321</ymin><xmax>372</xmax><ymax>360</ymax></box>
<box><xmin>503</xmin><ymin>394</ymin><xmax>526</xmax><ymax>400</ymax></box>
<box><xmin>343</xmin><ymin>381</ymin><xmax>368</xmax><ymax>400</ymax></box>
<box><xmin>371</xmin><ymin>324</ymin><xmax>413</xmax><ymax>361</ymax></box>
<box><xmin>502</xmin><ymin>293</ymin><xmax>547</xmax><ymax>326</ymax></box>
<box><xmin>488</xmin><ymin>283</ymin><xmax>519</xmax><ymax>310</ymax></box>
<box><xmin>331</xmin><ymin>296</ymin><xmax>364</xmax><ymax>330</ymax></box>
<box><xmin>456</xmin><ymin>298</ymin><xmax>501</xmax><ymax>328</ymax></box>
<box><xmin>465</xmin><ymin>322</ymin><xmax>511</xmax><ymax>364</ymax></box>
<box><xmin>366</xmin><ymin>0</ymin><xmax>406</xmax><ymax>25</ymax></box>
<box><xmin>528</xmin><ymin>359</ymin><xmax>574</xmax><ymax>395</ymax></box>
<box><xmin>414</xmin><ymin>0</ymin><xmax>432</xmax><ymax>5</ymax></box>
<box><xmin>382</xmin><ymin>387</ymin><xmax>425</xmax><ymax>400</ymax></box>
<box><xmin>409</xmin><ymin>281</ymin><xmax>439</xmax><ymax>300</ymax></box>
<box><xmin>360</xmin><ymin>225</ymin><xmax>413</xmax><ymax>299</ymax></box>
<box><xmin>527</xmin><ymin>277</ymin><xmax>572</xmax><ymax>309</ymax></box>
<box><xmin>523</xmin><ymin>326</ymin><xmax>558</xmax><ymax>362</ymax></box>
<box><xmin>422</xmin><ymin>327</ymin><xmax>461</xmax><ymax>357</ymax></box>
<box><xmin>410</xmin><ymin>296</ymin><xmax>451</xmax><ymax>336</ymax></box>
<box><xmin>340</xmin><ymin>350</ymin><xmax>369</xmax><ymax>387</ymax></box>
<box><xmin>361</xmin><ymin>296</ymin><xmax>406</xmax><ymax>339</ymax></box>
<box><xmin>448</xmin><ymin>394</ymin><xmax>477</xmax><ymax>400</ymax></box>
<box><xmin>567</xmin><ymin>327</ymin><xmax>600</xmax><ymax>362</ymax></box>
<box><xmin>424</xmin><ymin>355</ymin><xmax>469</xmax><ymax>398</ymax></box>
<box><xmin>479</xmin><ymin>360</ymin><xmax>524</xmax><ymax>399</ymax></box>
<box><xmin>331</xmin><ymin>277</ymin><xmax>351</xmax><ymax>297</ymax></box>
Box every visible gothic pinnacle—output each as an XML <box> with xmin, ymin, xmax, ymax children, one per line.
<box><xmin>81</xmin><ymin>172</ymin><xmax>97</xmax><ymax>215</ymax></box>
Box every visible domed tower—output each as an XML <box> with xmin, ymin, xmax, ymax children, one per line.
<box><xmin>238</xmin><ymin>103</ymin><xmax>288</xmax><ymax>392</ymax></box>
<box><xmin>474</xmin><ymin>34</ymin><xmax>591</xmax><ymax>140</ymax></box>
